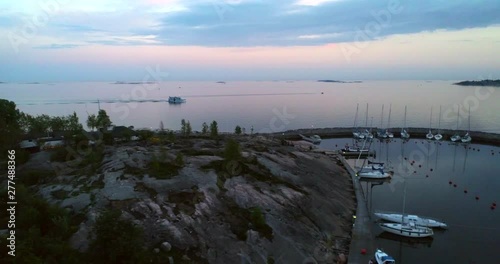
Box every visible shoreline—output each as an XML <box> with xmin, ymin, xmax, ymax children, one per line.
<box><xmin>270</xmin><ymin>127</ymin><xmax>500</xmax><ymax>146</ymax></box>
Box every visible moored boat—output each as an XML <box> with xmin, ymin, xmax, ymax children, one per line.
<box><xmin>379</xmin><ymin>222</ymin><xmax>434</xmax><ymax>238</ymax></box>
<box><xmin>374</xmin><ymin>249</ymin><xmax>395</xmax><ymax>264</ymax></box>
<box><xmin>299</xmin><ymin>134</ymin><xmax>322</xmax><ymax>144</ymax></box>
<box><xmin>374</xmin><ymin>212</ymin><xmax>447</xmax><ymax>228</ymax></box>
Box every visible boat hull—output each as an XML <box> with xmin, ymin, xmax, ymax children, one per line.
<box><xmin>379</xmin><ymin>223</ymin><xmax>434</xmax><ymax>238</ymax></box>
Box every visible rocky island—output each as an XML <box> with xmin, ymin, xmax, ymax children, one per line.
<box><xmin>317</xmin><ymin>80</ymin><xmax>362</xmax><ymax>83</ymax></box>
<box><xmin>453</xmin><ymin>79</ymin><xmax>500</xmax><ymax>87</ymax></box>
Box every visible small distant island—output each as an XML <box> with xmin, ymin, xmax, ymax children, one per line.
<box><xmin>454</xmin><ymin>79</ymin><xmax>500</xmax><ymax>87</ymax></box>
<box><xmin>114</xmin><ymin>81</ymin><xmax>156</xmax><ymax>85</ymax></box>
<box><xmin>317</xmin><ymin>80</ymin><xmax>362</xmax><ymax>83</ymax></box>
<box><xmin>216</xmin><ymin>81</ymin><xmax>226</xmax><ymax>84</ymax></box>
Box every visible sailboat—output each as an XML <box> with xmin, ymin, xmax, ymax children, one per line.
<box><xmin>400</xmin><ymin>105</ymin><xmax>410</xmax><ymax>139</ymax></box>
<box><xmin>426</xmin><ymin>107</ymin><xmax>434</xmax><ymax>140</ymax></box>
<box><xmin>461</xmin><ymin>105</ymin><xmax>472</xmax><ymax>143</ymax></box>
<box><xmin>451</xmin><ymin>106</ymin><xmax>461</xmax><ymax>142</ymax></box>
<box><xmin>377</xmin><ymin>105</ymin><xmax>388</xmax><ymax>139</ymax></box>
<box><xmin>352</xmin><ymin>103</ymin><xmax>365</xmax><ymax>139</ymax></box>
<box><xmin>378</xmin><ymin>182</ymin><xmax>434</xmax><ymax>238</ymax></box>
<box><xmin>374</xmin><ymin>212</ymin><xmax>447</xmax><ymax>228</ymax></box>
<box><xmin>385</xmin><ymin>104</ymin><xmax>394</xmax><ymax>138</ymax></box>
<box><xmin>362</xmin><ymin>103</ymin><xmax>374</xmax><ymax>139</ymax></box>
<box><xmin>434</xmin><ymin>105</ymin><xmax>443</xmax><ymax>140</ymax></box>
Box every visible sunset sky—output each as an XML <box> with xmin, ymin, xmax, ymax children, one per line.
<box><xmin>1</xmin><ymin>0</ymin><xmax>499</xmax><ymax>82</ymax></box>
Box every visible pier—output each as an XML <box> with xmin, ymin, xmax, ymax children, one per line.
<box><xmin>339</xmin><ymin>155</ymin><xmax>375</xmax><ymax>264</ymax></box>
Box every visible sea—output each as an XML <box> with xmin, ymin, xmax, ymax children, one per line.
<box><xmin>1</xmin><ymin>80</ymin><xmax>499</xmax><ymax>134</ymax></box>
<box><xmin>1</xmin><ymin>80</ymin><xmax>500</xmax><ymax>262</ymax></box>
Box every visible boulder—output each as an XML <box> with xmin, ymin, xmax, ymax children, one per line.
<box><xmin>161</xmin><ymin>241</ymin><xmax>172</xmax><ymax>252</ymax></box>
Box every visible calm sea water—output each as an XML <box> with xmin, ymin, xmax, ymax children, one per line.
<box><xmin>1</xmin><ymin>80</ymin><xmax>499</xmax><ymax>133</ymax></box>
<box><xmin>321</xmin><ymin>138</ymin><xmax>500</xmax><ymax>263</ymax></box>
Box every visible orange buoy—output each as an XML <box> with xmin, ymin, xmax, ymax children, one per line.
<box><xmin>419</xmin><ymin>165</ymin><xmax>422</xmax><ymax>168</ymax></box>
<box><xmin>493</xmin><ymin>202</ymin><xmax>497</xmax><ymax>207</ymax></box>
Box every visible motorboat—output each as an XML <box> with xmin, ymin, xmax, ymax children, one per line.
<box><xmin>299</xmin><ymin>134</ymin><xmax>321</xmax><ymax>144</ymax></box>
<box><xmin>379</xmin><ymin>222</ymin><xmax>434</xmax><ymax>238</ymax></box>
<box><xmin>168</xmin><ymin>96</ymin><xmax>186</xmax><ymax>104</ymax></box>
<box><xmin>374</xmin><ymin>249</ymin><xmax>395</xmax><ymax>264</ymax></box>
<box><xmin>374</xmin><ymin>212</ymin><xmax>447</xmax><ymax>228</ymax></box>
<box><xmin>342</xmin><ymin>144</ymin><xmax>369</xmax><ymax>153</ymax></box>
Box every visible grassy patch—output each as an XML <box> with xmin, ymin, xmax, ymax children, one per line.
<box><xmin>149</xmin><ymin>160</ymin><xmax>182</xmax><ymax>180</ymax></box>
<box><xmin>224</xmin><ymin>199</ymin><xmax>273</xmax><ymax>241</ymax></box>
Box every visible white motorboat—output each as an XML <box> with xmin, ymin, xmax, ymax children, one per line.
<box><xmin>379</xmin><ymin>222</ymin><xmax>434</xmax><ymax>238</ymax></box>
<box><xmin>299</xmin><ymin>134</ymin><xmax>321</xmax><ymax>144</ymax></box>
<box><xmin>374</xmin><ymin>249</ymin><xmax>395</xmax><ymax>264</ymax></box>
<box><xmin>461</xmin><ymin>106</ymin><xmax>472</xmax><ymax>143</ymax></box>
<box><xmin>374</xmin><ymin>212</ymin><xmax>447</xmax><ymax>228</ymax></box>
<box><xmin>168</xmin><ymin>96</ymin><xmax>186</xmax><ymax>104</ymax></box>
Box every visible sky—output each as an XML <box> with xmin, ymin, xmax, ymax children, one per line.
<box><xmin>0</xmin><ymin>0</ymin><xmax>499</xmax><ymax>82</ymax></box>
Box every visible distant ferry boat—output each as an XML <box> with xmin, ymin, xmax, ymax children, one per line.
<box><xmin>168</xmin><ymin>96</ymin><xmax>186</xmax><ymax>104</ymax></box>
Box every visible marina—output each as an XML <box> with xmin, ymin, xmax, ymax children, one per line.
<box><xmin>321</xmin><ymin>137</ymin><xmax>500</xmax><ymax>264</ymax></box>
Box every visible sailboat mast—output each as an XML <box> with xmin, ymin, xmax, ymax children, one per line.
<box><xmin>388</xmin><ymin>104</ymin><xmax>392</xmax><ymax>130</ymax></box>
<box><xmin>404</xmin><ymin>105</ymin><xmax>407</xmax><ymax>129</ymax></box>
<box><xmin>380</xmin><ymin>104</ymin><xmax>385</xmax><ymax>128</ymax></box>
<box><xmin>429</xmin><ymin>106</ymin><xmax>433</xmax><ymax>129</ymax></box>
<box><xmin>468</xmin><ymin>105</ymin><xmax>471</xmax><ymax>132</ymax></box>
<box><xmin>365</xmin><ymin>103</ymin><xmax>369</xmax><ymax>128</ymax></box>
<box><xmin>456</xmin><ymin>107</ymin><xmax>460</xmax><ymax>130</ymax></box>
<box><xmin>354</xmin><ymin>103</ymin><xmax>359</xmax><ymax>128</ymax></box>
<box><xmin>438</xmin><ymin>105</ymin><xmax>442</xmax><ymax>133</ymax></box>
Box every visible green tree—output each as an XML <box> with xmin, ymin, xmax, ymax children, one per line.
<box><xmin>201</xmin><ymin>122</ymin><xmax>209</xmax><ymax>135</ymax></box>
<box><xmin>181</xmin><ymin>119</ymin><xmax>186</xmax><ymax>135</ymax></box>
<box><xmin>87</xmin><ymin>114</ymin><xmax>97</xmax><ymax>131</ymax></box>
<box><xmin>234</xmin><ymin>125</ymin><xmax>242</xmax><ymax>135</ymax></box>
<box><xmin>224</xmin><ymin>138</ymin><xmax>241</xmax><ymax>161</ymax></box>
<box><xmin>96</xmin><ymin>109</ymin><xmax>112</xmax><ymax>131</ymax></box>
<box><xmin>0</xmin><ymin>99</ymin><xmax>22</xmax><ymax>150</ymax></box>
<box><xmin>186</xmin><ymin>121</ymin><xmax>192</xmax><ymax>137</ymax></box>
<box><xmin>49</xmin><ymin>116</ymin><xmax>67</xmax><ymax>133</ymax></box>
<box><xmin>210</xmin><ymin>120</ymin><xmax>219</xmax><ymax>138</ymax></box>
<box><xmin>175</xmin><ymin>152</ymin><xmax>184</xmax><ymax>167</ymax></box>
<box><xmin>88</xmin><ymin>209</ymin><xmax>145</xmax><ymax>264</ymax></box>
<box><xmin>67</xmin><ymin>112</ymin><xmax>83</xmax><ymax>134</ymax></box>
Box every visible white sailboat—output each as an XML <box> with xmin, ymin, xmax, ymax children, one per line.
<box><xmin>461</xmin><ymin>105</ymin><xmax>472</xmax><ymax>143</ymax></box>
<box><xmin>377</xmin><ymin>105</ymin><xmax>388</xmax><ymax>139</ymax></box>
<box><xmin>400</xmin><ymin>105</ymin><xmax>410</xmax><ymax>139</ymax></box>
<box><xmin>352</xmin><ymin>103</ymin><xmax>365</xmax><ymax>139</ymax></box>
<box><xmin>426</xmin><ymin>107</ymin><xmax>434</xmax><ymax>140</ymax></box>
<box><xmin>378</xmin><ymin>182</ymin><xmax>434</xmax><ymax>238</ymax></box>
<box><xmin>374</xmin><ymin>212</ymin><xmax>447</xmax><ymax>228</ymax></box>
<box><xmin>451</xmin><ymin>107</ymin><xmax>461</xmax><ymax>142</ymax></box>
<box><xmin>385</xmin><ymin>104</ymin><xmax>394</xmax><ymax>138</ymax></box>
<box><xmin>362</xmin><ymin>103</ymin><xmax>374</xmax><ymax>139</ymax></box>
<box><xmin>434</xmin><ymin>105</ymin><xmax>443</xmax><ymax>141</ymax></box>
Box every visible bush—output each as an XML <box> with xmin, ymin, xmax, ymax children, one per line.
<box><xmin>88</xmin><ymin>209</ymin><xmax>145</xmax><ymax>264</ymax></box>
<box><xmin>224</xmin><ymin>139</ymin><xmax>241</xmax><ymax>161</ymax></box>
<box><xmin>234</xmin><ymin>125</ymin><xmax>242</xmax><ymax>135</ymax></box>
